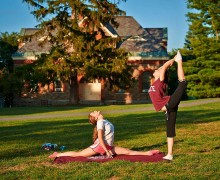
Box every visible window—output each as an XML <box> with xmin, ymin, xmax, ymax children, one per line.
<box><xmin>54</xmin><ymin>79</ymin><xmax>63</xmax><ymax>92</ymax></box>
<box><xmin>127</xmin><ymin>36</ymin><xmax>147</xmax><ymax>41</ymax></box>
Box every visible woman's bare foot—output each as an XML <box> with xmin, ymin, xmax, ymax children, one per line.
<box><xmin>174</xmin><ymin>50</ymin><xmax>182</xmax><ymax>62</ymax></box>
<box><xmin>48</xmin><ymin>152</ymin><xmax>59</xmax><ymax>159</ymax></box>
<box><xmin>147</xmin><ymin>149</ymin><xmax>160</xmax><ymax>156</ymax></box>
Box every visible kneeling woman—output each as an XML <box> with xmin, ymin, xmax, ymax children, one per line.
<box><xmin>49</xmin><ymin>111</ymin><xmax>159</xmax><ymax>159</ymax></box>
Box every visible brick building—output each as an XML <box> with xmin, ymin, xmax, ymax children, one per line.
<box><xmin>12</xmin><ymin>16</ymin><xmax>169</xmax><ymax>106</ymax></box>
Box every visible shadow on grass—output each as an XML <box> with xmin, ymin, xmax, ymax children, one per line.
<box><xmin>0</xmin><ymin>119</ymin><xmax>92</xmax><ymax>160</ymax></box>
<box><xmin>177</xmin><ymin>109</ymin><xmax>220</xmax><ymax>124</ymax></box>
<box><xmin>132</xmin><ymin>140</ymin><xmax>184</xmax><ymax>152</ymax></box>
<box><xmin>0</xmin><ymin>103</ymin><xmax>151</xmax><ymax>116</ymax></box>
<box><xmin>0</xmin><ymin>105</ymin><xmax>97</xmax><ymax>116</ymax></box>
<box><xmin>0</xmin><ymin>107</ymin><xmax>220</xmax><ymax>160</ymax></box>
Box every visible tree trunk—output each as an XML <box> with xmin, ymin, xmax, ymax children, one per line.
<box><xmin>69</xmin><ymin>72</ymin><xmax>79</xmax><ymax>105</ymax></box>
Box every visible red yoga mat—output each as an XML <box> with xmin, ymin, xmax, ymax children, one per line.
<box><xmin>53</xmin><ymin>153</ymin><xmax>165</xmax><ymax>164</ymax></box>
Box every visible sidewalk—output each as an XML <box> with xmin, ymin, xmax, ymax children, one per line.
<box><xmin>1</xmin><ymin>98</ymin><xmax>220</xmax><ymax>121</ymax></box>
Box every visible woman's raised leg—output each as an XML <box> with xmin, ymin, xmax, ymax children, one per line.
<box><xmin>175</xmin><ymin>50</ymin><xmax>185</xmax><ymax>81</ymax></box>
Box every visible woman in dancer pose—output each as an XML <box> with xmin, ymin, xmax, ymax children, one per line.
<box><xmin>148</xmin><ymin>50</ymin><xmax>186</xmax><ymax>160</ymax></box>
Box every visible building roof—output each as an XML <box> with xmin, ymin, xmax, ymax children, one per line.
<box><xmin>109</xmin><ymin>16</ymin><xmax>146</xmax><ymax>37</ymax></box>
<box><xmin>108</xmin><ymin>16</ymin><xmax>168</xmax><ymax>58</ymax></box>
<box><xmin>13</xmin><ymin>28</ymin><xmax>51</xmax><ymax>58</ymax></box>
<box><xmin>20</xmin><ymin>28</ymin><xmax>39</xmax><ymax>36</ymax></box>
<box><xmin>13</xmin><ymin>16</ymin><xmax>169</xmax><ymax>60</ymax></box>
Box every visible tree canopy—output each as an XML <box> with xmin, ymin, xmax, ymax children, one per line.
<box><xmin>22</xmin><ymin>0</ymin><xmax>132</xmax><ymax>96</ymax></box>
<box><xmin>0</xmin><ymin>32</ymin><xmax>19</xmax><ymax>73</ymax></box>
<box><xmin>183</xmin><ymin>0</ymin><xmax>220</xmax><ymax>98</ymax></box>
<box><xmin>0</xmin><ymin>32</ymin><xmax>23</xmax><ymax>107</ymax></box>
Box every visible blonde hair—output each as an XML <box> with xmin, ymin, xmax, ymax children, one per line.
<box><xmin>88</xmin><ymin>114</ymin><xmax>98</xmax><ymax>142</ymax></box>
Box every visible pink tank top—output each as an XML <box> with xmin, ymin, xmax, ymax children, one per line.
<box><xmin>148</xmin><ymin>78</ymin><xmax>170</xmax><ymax>111</ymax></box>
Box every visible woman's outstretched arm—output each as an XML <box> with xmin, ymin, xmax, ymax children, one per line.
<box><xmin>160</xmin><ymin>59</ymin><xmax>175</xmax><ymax>81</ymax></box>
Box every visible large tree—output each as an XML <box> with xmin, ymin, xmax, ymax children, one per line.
<box><xmin>0</xmin><ymin>32</ymin><xmax>22</xmax><ymax>107</ymax></box>
<box><xmin>22</xmin><ymin>0</ymin><xmax>132</xmax><ymax>104</ymax></box>
<box><xmin>0</xmin><ymin>32</ymin><xmax>19</xmax><ymax>73</ymax></box>
<box><xmin>183</xmin><ymin>0</ymin><xmax>220</xmax><ymax>98</ymax></box>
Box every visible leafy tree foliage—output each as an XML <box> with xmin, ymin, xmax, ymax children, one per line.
<box><xmin>0</xmin><ymin>32</ymin><xmax>22</xmax><ymax>107</ymax></box>
<box><xmin>0</xmin><ymin>71</ymin><xmax>23</xmax><ymax>107</ymax></box>
<box><xmin>0</xmin><ymin>32</ymin><xmax>19</xmax><ymax>73</ymax></box>
<box><xmin>183</xmin><ymin>0</ymin><xmax>220</xmax><ymax>98</ymax></box>
<box><xmin>22</xmin><ymin>0</ymin><xmax>131</xmax><ymax>103</ymax></box>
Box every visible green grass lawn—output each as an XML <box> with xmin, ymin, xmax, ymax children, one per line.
<box><xmin>0</xmin><ymin>99</ymin><xmax>220</xmax><ymax>179</ymax></box>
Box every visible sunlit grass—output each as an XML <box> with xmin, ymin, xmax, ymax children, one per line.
<box><xmin>0</xmin><ymin>99</ymin><xmax>220</xmax><ymax>179</ymax></box>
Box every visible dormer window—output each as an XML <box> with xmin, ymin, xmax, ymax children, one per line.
<box><xmin>38</xmin><ymin>36</ymin><xmax>50</xmax><ymax>42</ymax></box>
<box><xmin>127</xmin><ymin>36</ymin><xmax>147</xmax><ymax>41</ymax></box>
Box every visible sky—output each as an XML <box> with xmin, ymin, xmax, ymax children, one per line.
<box><xmin>0</xmin><ymin>0</ymin><xmax>189</xmax><ymax>51</ymax></box>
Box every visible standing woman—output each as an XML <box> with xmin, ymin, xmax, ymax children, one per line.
<box><xmin>148</xmin><ymin>50</ymin><xmax>186</xmax><ymax>160</ymax></box>
<box><xmin>49</xmin><ymin>111</ymin><xmax>159</xmax><ymax>159</ymax></box>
